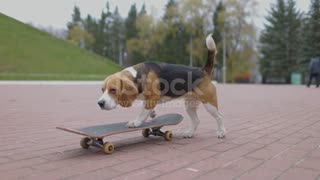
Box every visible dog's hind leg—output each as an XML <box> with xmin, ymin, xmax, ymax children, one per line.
<box><xmin>183</xmin><ymin>98</ymin><xmax>200</xmax><ymax>138</ymax></box>
<box><xmin>195</xmin><ymin>79</ymin><xmax>226</xmax><ymax>139</ymax></box>
<box><xmin>203</xmin><ymin>103</ymin><xmax>226</xmax><ymax>138</ymax></box>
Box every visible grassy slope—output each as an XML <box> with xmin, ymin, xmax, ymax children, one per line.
<box><xmin>0</xmin><ymin>13</ymin><xmax>121</xmax><ymax>80</ymax></box>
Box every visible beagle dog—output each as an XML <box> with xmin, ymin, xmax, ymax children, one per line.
<box><xmin>98</xmin><ymin>34</ymin><xmax>225</xmax><ymax>138</ymax></box>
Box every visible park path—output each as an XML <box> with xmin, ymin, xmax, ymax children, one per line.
<box><xmin>0</xmin><ymin>84</ymin><xmax>320</xmax><ymax>180</ymax></box>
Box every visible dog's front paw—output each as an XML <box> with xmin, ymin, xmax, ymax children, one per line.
<box><xmin>217</xmin><ymin>128</ymin><xmax>226</xmax><ymax>139</ymax></box>
<box><xmin>182</xmin><ymin>129</ymin><xmax>195</xmax><ymax>138</ymax></box>
<box><xmin>150</xmin><ymin>110</ymin><xmax>156</xmax><ymax>119</ymax></box>
<box><xmin>126</xmin><ymin>120</ymin><xmax>142</xmax><ymax>128</ymax></box>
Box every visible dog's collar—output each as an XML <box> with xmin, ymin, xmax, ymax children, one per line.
<box><xmin>123</xmin><ymin>67</ymin><xmax>137</xmax><ymax>78</ymax></box>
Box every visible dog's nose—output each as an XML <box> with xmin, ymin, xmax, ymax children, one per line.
<box><xmin>97</xmin><ymin>100</ymin><xmax>105</xmax><ymax>108</ymax></box>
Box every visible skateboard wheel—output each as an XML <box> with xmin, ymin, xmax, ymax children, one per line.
<box><xmin>142</xmin><ymin>129</ymin><xmax>150</xmax><ymax>137</ymax></box>
<box><xmin>80</xmin><ymin>137</ymin><xmax>91</xmax><ymax>149</ymax></box>
<box><xmin>103</xmin><ymin>142</ymin><xmax>115</xmax><ymax>154</ymax></box>
<box><xmin>164</xmin><ymin>131</ymin><xmax>172</xmax><ymax>141</ymax></box>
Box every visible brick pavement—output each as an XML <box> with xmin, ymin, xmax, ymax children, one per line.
<box><xmin>0</xmin><ymin>84</ymin><xmax>320</xmax><ymax>180</ymax></box>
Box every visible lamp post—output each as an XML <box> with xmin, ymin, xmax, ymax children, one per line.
<box><xmin>190</xmin><ymin>34</ymin><xmax>193</xmax><ymax>66</ymax></box>
<box><xmin>118</xmin><ymin>34</ymin><xmax>123</xmax><ymax>66</ymax></box>
<box><xmin>189</xmin><ymin>22</ymin><xmax>194</xmax><ymax>67</ymax></box>
<box><xmin>222</xmin><ymin>28</ymin><xmax>226</xmax><ymax>84</ymax></box>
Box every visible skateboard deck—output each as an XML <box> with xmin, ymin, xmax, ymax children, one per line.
<box><xmin>56</xmin><ymin>113</ymin><xmax>183</xmax><ymax>154</ymax></box>
<box><xmin>57</xmin><ymin>113</ymin><xmax>183</xmax><ymax>138</ymax></box>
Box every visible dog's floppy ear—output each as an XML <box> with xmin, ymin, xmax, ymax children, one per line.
<box><xmin>118</xmin><ymin>78</ymin><xmax>138</xmax><ymax>107</ymax></box>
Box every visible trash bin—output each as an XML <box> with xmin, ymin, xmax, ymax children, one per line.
<box><xmin>291</xmin><ymin>72</ymin><xmax>301</xmax><ymax>85</ymax></box>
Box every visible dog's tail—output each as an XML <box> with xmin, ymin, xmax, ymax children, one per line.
<box><xmin>203</xmin><ymin>34</ymin><xmax>217</xmax><ymax>76</ymax></box>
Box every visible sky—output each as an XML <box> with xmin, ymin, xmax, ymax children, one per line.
<box><xmin>0</xmin><ymin>0</ymin><xmax>311</xmax><ymax>31</ymax></box>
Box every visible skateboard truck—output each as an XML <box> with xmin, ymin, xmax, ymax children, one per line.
<box><xmin>88</xmin><ymin>138</ymin><xmax>104</xmax><ymax>148</ymax></box>
<box><xmin>151</xmin><ymin>127</ymin><xmax>164</xmax><ymax>136</ymax></box>
<box><xmin>142</xmin><ymin>127</ymin><xmax>172</xmax><ymax>141</ymax></box>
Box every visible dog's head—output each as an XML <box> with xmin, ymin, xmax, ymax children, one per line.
<box><xmin>98</xmin><ymin>73</ymin><xmax>138</xmax><ymax>110</ymax></box>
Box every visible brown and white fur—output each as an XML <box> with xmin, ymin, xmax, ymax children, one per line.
<box><xmin>98</xmin><ymin>34</ymin><xmax>225</xmax><ymax>138</ymax></box>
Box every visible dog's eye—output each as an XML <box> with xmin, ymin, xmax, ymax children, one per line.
<box><xmin>109</xmin><ymin>89</ymin><xmax>116</xmax><ymax>94</ymax></box>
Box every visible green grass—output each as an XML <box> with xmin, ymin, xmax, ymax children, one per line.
<box><xmin>0</xmin><ymin>13</ymin><xmax>121</xmax><ymax>80</ymax></box>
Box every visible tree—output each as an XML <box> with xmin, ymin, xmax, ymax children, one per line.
<box><xmin>110</xmin><ymin>6</ymin><xmax>124</xmax><ymax>64</ymax></box>
<box><xmin>301</xmin><ymin>0</ymin><xmax>320</xmax><ymax>72</ymax></box>
<box><xmin>66</xmin><ymin>6</ymin><xmax>95</xmax><ymax>49</ymax></box>
<box><xmin>139</xmin><ymin>3</ymin><xmax>147</xmax><ymax>17</ymax></box>
<box><xmin>67</xmin><ymin>6</ymin><xmax>82</xmax><ymax>31</ymax></box>
<box><xmin>212</xmin><ymin>0</ymin><xmax>225</xmax><ymax>81</ymax></box>
<box><xmin>68</xmin><ymin>25</ymin><xmax>95</xmax><ymax>49</ymax></box>
<box><xmin>82</xmin><ymin>3</ymin><xmax>124</xmax><ymax>64</ymax></box>
<box><xmin>83</xmin><ymin>15</ymin><xmax>95</xmax><ymax>34</ymax></box>
<box><xmin>260</xmin><ymin>0</ymin><xmax>286</xmax><ymax>82</ymax></box>
<box><xmin>179</xmin><ymin>0</ymin><xmax>210</xmax><ymax>67</ymax></box>
<box><xmin>124</xmin><ymin>4</ymin><xmax>139</xmax><ymax>64</ymax></box>
<box><xmin>160</xmin><ymin>0</ymin><xmax>189</xmax><ymax>64</ymax></box>
<box><xmin>83</xmin><ymin>15</ymin><xmax>98</xmax><ymax>51</ymax></box>
<box><xmin>103</xmin><ymin>2</ymin><xmax>113</xmax><ymax>59</ymax></box>
<box><xmin>260</xmin><ymin>0</ymin><xmax>302</xmax><ymax>83</ymax></box>
<box><xmin>93</xmin><ymin>10</ymin><xmax>108</xmax><ymax>55</ymax></box>
<box><xmin>217</xmin><ymin>0</ymin><xmax>258</xmax><ymax>83</ymax></box>
<box><xmin>126</xmin><ymin>13</ymin><xmax>166</xmax><ymax>64</ymax></box>
<box><xmin>285</xmin><ymin>0</ymin><xmax>302</xmax><ymax>75</ymax></box>
<box><xmin>67</xmin><ymin>6</ymin><xmax>83</xmax><ymax>40</ymax></box>
<box><xmin>125</xmin><ymin>4</ymin><xmax>138</xmax><ymax>40</ymax></box>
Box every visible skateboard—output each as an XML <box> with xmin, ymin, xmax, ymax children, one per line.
<box><xmin>57</xmin><ymin>113</ymin><xmax>183</xmax><ymax>154</ymax></box>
